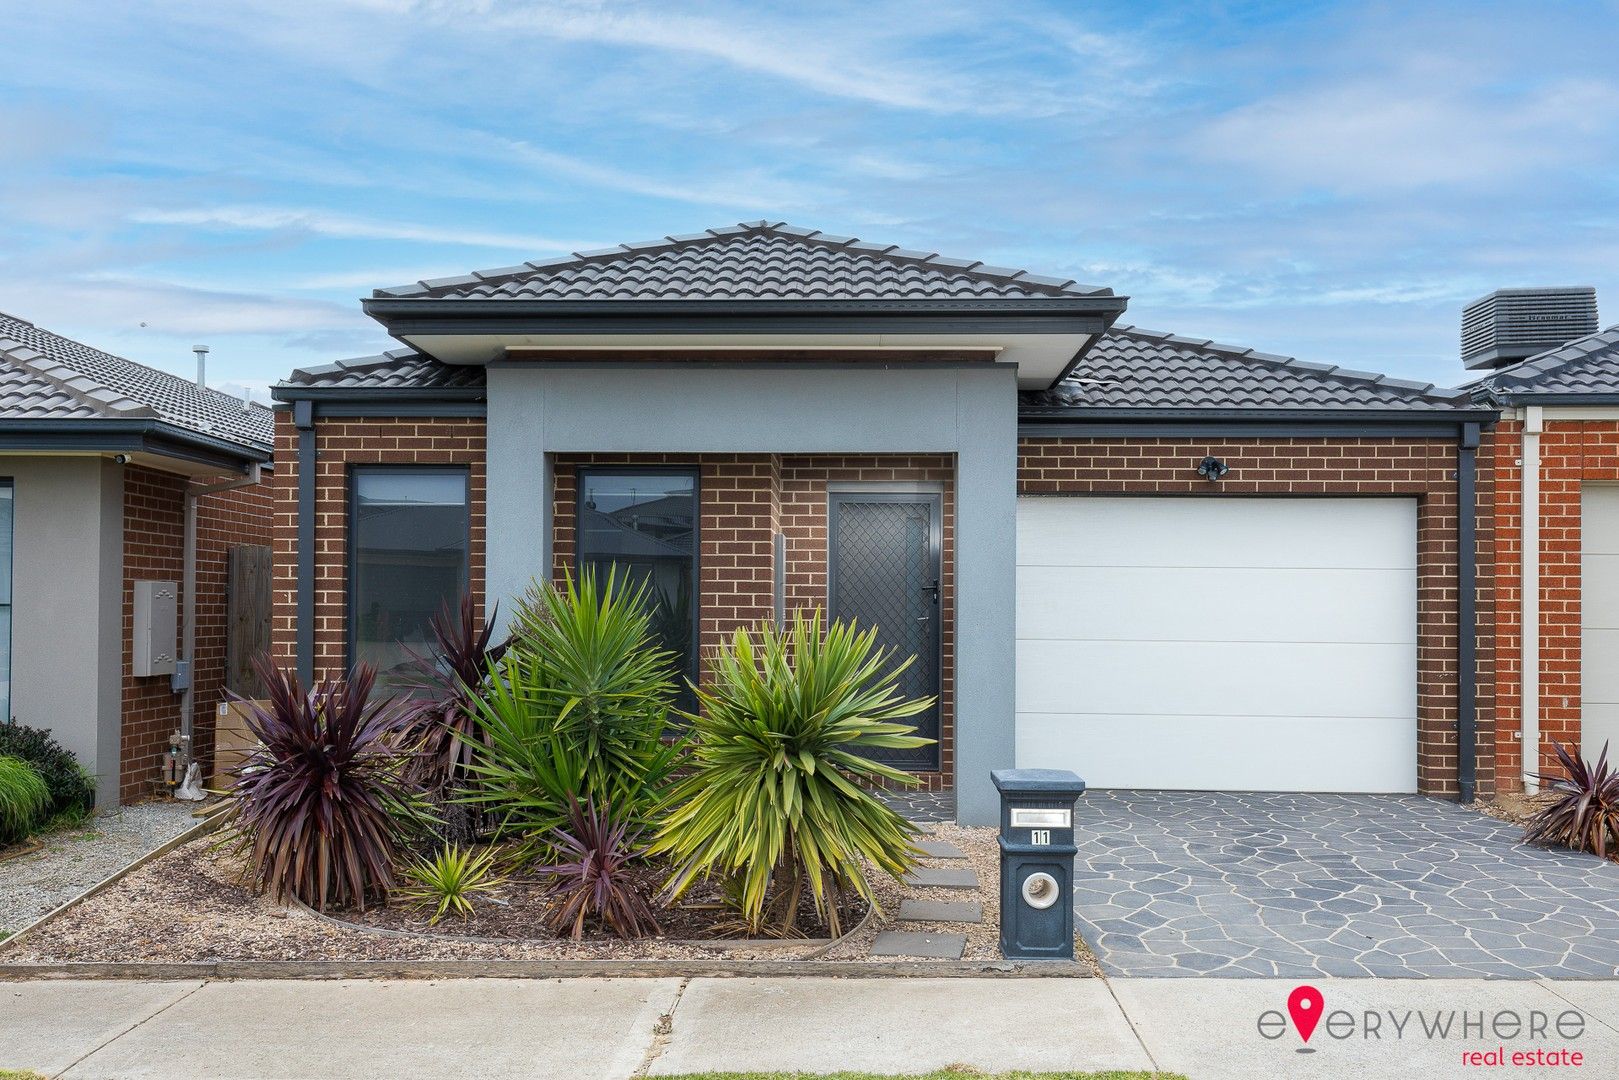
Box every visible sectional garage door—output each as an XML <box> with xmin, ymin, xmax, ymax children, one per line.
<box><xmin>1582</xmin><ymin>486</ymin><xmax>1619</xmax><ymax>761</ymax></box>
<box><xmin>1015</xmin><ymin>496</ymin><xmax>1419</xmax><ymax>792</ymax></box>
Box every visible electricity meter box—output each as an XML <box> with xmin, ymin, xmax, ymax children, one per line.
<box><xmin>132</xmin><ymin>580</ymin><xmax>179</xmax><ymax>677</ymax></box>
<box><xmin>993</xmin><ymin>768</ymin><xmax>1086</xmax><ymax>961</ymax></box>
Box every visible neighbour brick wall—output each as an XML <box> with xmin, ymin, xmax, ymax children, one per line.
<box><xmin>270</xmin><ymin>413</ymin><xmax>488</xmax><ymax>682</ymax></box>
<box><xmin>1017</xmin><ymin>436</ymin><xmax>1496</xmax><ymax>799</ymax></box>
<box><xmin>1489</xmin><ymin>419</ymin><xmax>1619</xmax><ymax>793</ymax></box>
<box><xmin>552</xmin><ymin>453</ymin><xmax>957</xmax><ymax>791</ymax></box>
<box><xmin>119</xmin><ymin>466</ymin><xmax>273</xmax><ymax>802</ymax></box>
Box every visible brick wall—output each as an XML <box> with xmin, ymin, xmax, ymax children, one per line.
<box><xmin>1017</xmin><ymin>435</ymin><xmax>1495</xmax><ymax>799</ymax></box>
<box><xmin>1489</xmin><ymin>418</ymin><xmax>1619</xmax><ymax>792</ymax></box>
<box><xmin>119</xmin><ymin>466</ymin><xmax>273</xmax><ymax>801</ymax></box>
<box><xmin>552</xmin><ymin>453</ymin><xmax>957</xmax><ymax>790</ymax></box>
<box><xmin>271</xmin><ymin>413</ymin><xmax>487</xmax><ymax>681</ymax></box>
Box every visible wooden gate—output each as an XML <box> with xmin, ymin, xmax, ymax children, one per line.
<box><xmin>226</xmin><ymin>544</ymin><xmax>272</xmax><ymax>697</ymax></box>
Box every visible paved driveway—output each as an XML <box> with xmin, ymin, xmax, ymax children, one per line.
<box><xmin>1073</xmin><ymin>790</ymin><xmax>1619</xmax><ymax>978</ymax></box>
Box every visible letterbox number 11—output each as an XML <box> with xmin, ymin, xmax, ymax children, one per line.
<box><xmin>1031</xmin><ymin>829</ymin><xmax>1051</xmax><ymax>846</ymax></box>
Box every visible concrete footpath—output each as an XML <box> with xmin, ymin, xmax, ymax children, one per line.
<box><xmin>3</xmin><ymin>976</ymin><xmax>1617</xmax><ymax>1079</ymax></box>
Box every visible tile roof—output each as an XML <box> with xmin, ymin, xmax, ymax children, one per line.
<box><xmin>373</xmin><ymin>221</ymin><xmax>1114</xmax><ymax>302</ymax></box>
<box><xmin>282</xmin><ymin>325</ymin><xmax>1473</xmax><ymax>415</ymax></box>
<box><xmin>1022</xmin><ymin>326</ymin><xmax>1474</xmax><ymax>413</ymax></box>
<box><xmin>1467</xmin><ymin>324</ymin><xmax>1619</xmax><ymax>398</ymax></box>
<box><xmin>0</xmin><ymin>311</ymin><xmax>273</xmax><ymax>450</ymax></box>
<box><xmin>280</xmin><ymin>348</ymin><xmax>487</xmax><ymax>392</ymax></box>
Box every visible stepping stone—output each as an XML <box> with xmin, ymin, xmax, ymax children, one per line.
<box><xmin>905</xmin><ymin>866</ymin><xmax>978</xmax><ymax>890</ymax></box>
<box><xmin>871</xmin><ymin>930</ymin><xmax>967</xmax><ymax>959</ymax></box>
<box><xmin>898</xmin><ymin>899</ymin><xmax>983</xmax><ymax>924</ymax></box>
<box><xmin>915</xmin><ymin>839</ymin><xmax>966</xmax><ymax>859</ymax></box>
<box><xmin>909</xmin><ymin>821</ymin><xmax>937</xmax><ymax>834</ymax></box>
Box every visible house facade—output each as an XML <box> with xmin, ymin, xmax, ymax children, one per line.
<box><xmin>271</xmin><ymin>221</ymin><xmax>1497</xmax><ymax>824</ymax></box>
<box><xmin>0</xmin><ymin>312</ymin><xmax>273</xmax><ymax>802</ymax></box>
<box><xmin>1471</xmin><ymin>313</ymin><xmax>1619</xmax><ymax>792</ymax></box>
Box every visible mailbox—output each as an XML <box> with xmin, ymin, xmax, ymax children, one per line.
<box><xmin>993</xmin><ymin>768</ymin><xmax>1086</xmax><ymax>961</ymax></box>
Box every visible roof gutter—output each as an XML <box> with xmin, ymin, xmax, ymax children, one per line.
<box><xmin>0</xmin><ymin>418</ymin><xmax>271</xmax><ymax>470</ymax></box>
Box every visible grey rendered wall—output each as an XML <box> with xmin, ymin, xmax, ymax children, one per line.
<box><xmin>485</xmin><ymin>363</ymin><xmax>1018</xmax><ymax>824</ymax></box>
<box><xmin>2</xmin><ymin>456</ymin><xmax>124</xmax><ymax>801</ymax></box>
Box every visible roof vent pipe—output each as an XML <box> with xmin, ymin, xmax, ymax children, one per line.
<box><xmin>193</xmin><ymin>345</ymin><xmax>209</xmax><ymax>389</ymax></box>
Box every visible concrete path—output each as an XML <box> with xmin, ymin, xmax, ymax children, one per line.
<box><xmin>5</xmin><ymin>976</ymin><xmax>1619</xmax><ymax>1078</ymax></box>
<box><xmin>1074</xmin><ymin>791</ymin><xmax>1619</xmax><ymax>978</ymax></box>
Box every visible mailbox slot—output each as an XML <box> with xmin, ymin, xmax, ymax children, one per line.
<box><xmin>1010</xmin><ymin>807</ymin><xmax>1072</xmax><ymax>829</ymax></box>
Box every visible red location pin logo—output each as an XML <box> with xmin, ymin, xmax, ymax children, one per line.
<box><xmin>1287</xmin><ymin>985</ymin><xmax>1324</xmax><ymax>1043</ymax></box>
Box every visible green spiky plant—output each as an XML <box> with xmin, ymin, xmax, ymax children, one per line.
<box><xmin>460</xmin><ymin>569</ymin><xmax>683</xmax><ymax>851</ymax></box>
<box><xmin>648</xmin><ymin>610</ymin><xmax>933</xmax><ymax>937</ymax></box>
<box><xmin>0</xmin><ymin>755</ymin><xmax>51</xmax><ymax>846</ymax></box>
<box><xmin>396</xmin><ymin>844</ymin><xmax>507</xmax><ymax>924</ymax></box>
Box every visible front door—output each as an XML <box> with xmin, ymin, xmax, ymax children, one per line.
<box><xmin>828</xmin><ymin>491</ymin><xmax>942</xmax><ymax>771</ymax></box>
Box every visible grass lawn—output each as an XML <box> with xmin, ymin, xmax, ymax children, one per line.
<box><xmin>659</xmin><ymin>1072</ymin><xmax>1179</xmax><ymax>1079</ymax></box>
<box><xmin>0</xmin><ymin>1070</ymin><xmax>47</xmax><ymax>1079</ymax></box>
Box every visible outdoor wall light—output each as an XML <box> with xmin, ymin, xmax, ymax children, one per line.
<box><xmin>1196</xmin><ymin>455</ymin><xmax>1230</xmax><ymax>482</ymax></box>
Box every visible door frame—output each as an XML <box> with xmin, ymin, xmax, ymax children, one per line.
<box><xmin>827</xmin><ymin>489</ymin><xmax>944</xmax><ymax>772</ymax></box>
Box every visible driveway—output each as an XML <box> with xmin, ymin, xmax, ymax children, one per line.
<box><xmin>1073</xmin><ymin>790</ymin><xmax>1619</xmax><ymax>978</ymax></box>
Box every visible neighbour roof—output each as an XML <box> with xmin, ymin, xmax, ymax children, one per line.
<box><xmin>1021</xmin><ymin>325</ymin><xmax>1476</xmax><ymax>414</ymax></box>
<box><xmin>372</xmin><ymin>220</ymin><xmax>1115</xmax><ymax>302</ymax></box>
<box><xmin>1466</xmin><ymin>324</ymin><xmax>1619</xmax><ymax>400</ymax></box>
<box><xmin>0</xmin><ymin>311</ymin><xmax>274</xmax><ymax>450</ymax></box>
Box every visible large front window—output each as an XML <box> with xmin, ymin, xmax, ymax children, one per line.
<box><xmin>577</xmin><ymin>469</ymin><xmax>698</xmax><ymax>695</ymax></box>
<box><xmin>349</xmin><ymin>467</ymin><xmax>470</xmax><ymax>680</ymax></box>
<box><xmin>0</xmin><ymin>481</ymin><xmax>11</xmax><ymax>721</ymax></box>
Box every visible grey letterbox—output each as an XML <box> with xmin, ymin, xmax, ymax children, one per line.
<box><xmin>993</xmin><ymin>768</ymin><xmax>1085</xmax><ymax>961</ymax></box>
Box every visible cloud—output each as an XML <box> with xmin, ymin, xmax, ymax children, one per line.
<box><xmin>127</xmin><ymin>206</ymin><xmax>600</xmax><ymax>251</ymax></box>
<box><xmin>0</xmin><ymin>274</ymin><xmax>362</xmax><ymax>337</ymax></box>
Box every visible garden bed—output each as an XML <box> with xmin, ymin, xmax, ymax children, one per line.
<box><xmin>0</xmin><ymin>823</ymin><xmax>1064</xmax><ymax>968</ymax></box>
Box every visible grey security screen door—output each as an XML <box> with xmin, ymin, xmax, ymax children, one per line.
<box><xmin>827</xmin><ymin>492</ymin><xmax>942</xmax><ymax>771</ymax></box>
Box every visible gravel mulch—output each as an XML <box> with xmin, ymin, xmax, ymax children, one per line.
<box><xmin>2</xmin><ymin>822</ymin><xmax>1097</xmax><ymax>969</ymax></box>
<box><xmin>0</xmin><ymin>800</ymin><xmax>202</xmax><ymax>936</ymax></box>
<box><xmin>1473</xmin><ymin>791</ymin><xmax>1558</xmax><ymax>829</ymax></box>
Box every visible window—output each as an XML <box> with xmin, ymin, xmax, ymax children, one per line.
<box><xmin>349</xmin><ymin>467</ymin><xmax>470</xmax><ymax>681</ymax></box>
<box><xmin>0</xmin><ymin>481</ymin><xmax>11</xmax><ymax>722</ymax></box>
<box><xmin>577</xmin><ymin>469</ymin><xmax>698</xmax><ymax>696</ymax></box>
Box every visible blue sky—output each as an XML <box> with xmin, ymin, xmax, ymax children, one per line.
<box><xmin>1</xmin><ymin>0</ymin><xmax>1615</xmax><ymax>400</ymax></box>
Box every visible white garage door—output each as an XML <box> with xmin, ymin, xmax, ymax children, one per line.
<box><xmin>1582</xmin><ymin>486</ymin><xmax>1619</xmax><ymax>761</ymax></box>
<box><xmin>1016</xmin><ymin>496</ymin><xmax>1418</xmax><ymax>792</ymax></box>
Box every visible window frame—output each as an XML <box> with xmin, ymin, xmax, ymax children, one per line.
<box><xmin>574</xmin><ymin>464</ymin><xmax>702</xmax><ymax>689</ymax></box>
<box><xmin>345</xmin><ymin>464</ymin><xmax>472</xmax><ymax>675</ymax></box>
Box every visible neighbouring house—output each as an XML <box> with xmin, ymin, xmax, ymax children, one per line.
<box><xmin>1465</xmin><ymin>288</ymin><xmax>1619</xmax><ymax>792</ymax></box>
<box><xmin>0</xmin><ymin>312</ymin><xmax>274</xmax><ymax>803</ymax></box>
<box><xmin>269</xmin><ymin>220</ymin><xmax>1498</xmax><ymax>824</ymax></box>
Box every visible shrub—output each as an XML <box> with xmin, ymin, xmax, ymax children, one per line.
<box><xmin>0</xmin><ymin>756</ymin><xmax>51</xmax><ymax>846</ymax></box>
<box><xmin>537</xmin><ymin>797</ymin><xmax>660</xmax><ymax>940</ymax></box>
<box><xmin>1526</xmin><ymin>741</ymin><xmax>1619</xmax><ymax>858</ymax></box>
<box><xmin>649</xmin><ymin>610</ymin><xmax>932</xmax><ymax>937</ymax></box>
<box><xmin>396</xmin><ymin>844</ymin><xmax>507</xmax><ymax>924</ymax></box>
<box><xmin>394</xmin><ymin>595</ymin><xmax>508</xmax><ymax>794</ymax></box>
<box><xmin>0</xmin><ymin>719</ymin><xmax>96</xmax><ymax>817</ymax></box>
<box><xmin>461</xmin><ymin>571</ymin><xmax>682</xmax><ymax>844</ymax></box>
<box><xmin>226</xmin><ymin>658</ymin><xmax>425</xmax><ymax>910</ymax></box>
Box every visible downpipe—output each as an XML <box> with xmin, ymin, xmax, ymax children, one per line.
<box><xmin>174</xmin><ymin>463</ymin><xmax>263</xmax><ymax>782</ymax></box>
<box><xmin>1520</xmin><ymin>406</ymin><xmax>1543</xmax><ymax>793</ymax></box>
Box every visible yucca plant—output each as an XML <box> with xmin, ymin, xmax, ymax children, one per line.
<box><xmin>396</xmin><ymin>844</ymin><xmax>508</xmax><ymax>924</ymax></box>
<box><xmin>537</xmin><ymin>797</ymin><xmax>661</xmax><ymax>940</ymax></box>
<box><xmin>461</xmin><ymin>570</ymin><xmax>683</xmax><ymax>846</ymax></box>
<box><xmin>648</xmin><ymin>610</ymin><xmax>932</xmax><ymax>937</ymax></box>
<box><xmin>1526</xmin><ymin>741</ymin><xmax>1619</xmax><ymax>858</ymax></box>
<box><xmin>395</xmin><ymin>595</ymin><xmax>508</xmax><ymax>793</ymax></box>
<box><xmin>0</xmin><ymin>755</ymin><xmax>51</xmax><ymax>846</ymax></box>
<box><xmin>226</xmin><ymin>657</ymin><xmax>425</xmax><ymax>910</ymax></box>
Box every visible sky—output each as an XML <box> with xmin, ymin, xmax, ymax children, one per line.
<box><xmin>1</xmin><ymin>0</ymin><xmax>1616</xmax><ymax>401</ymax></box>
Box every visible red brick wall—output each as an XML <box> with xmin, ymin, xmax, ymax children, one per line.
<box><xmin>119</xmin><ymin>466</ymin><xmax>273</xmax><ymax>801</ymax></box>
<box><xmin>1017</xmin><ymin>436</ymin><xmax>1495</xmax><ymax>799</ymax></box>
<box><xmin>1489</xmin><ymin>418</ymin><xmax>1619</xmax><ymax>792</ymax></box>
<box><xmin>551</xmin><ymin>453</ymin><xmax>957</xmax><ymax>790</ymax></box>
<box><xmin>271</xmin><ymin>413</ymin><xmax>487</xmax><ymax>681</ymax></box>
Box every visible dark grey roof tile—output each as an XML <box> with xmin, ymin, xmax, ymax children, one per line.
<box><xmin>1472</xmin><ymin>325</ymin><xmax>1619</xmax><ymax>397</ymax></box>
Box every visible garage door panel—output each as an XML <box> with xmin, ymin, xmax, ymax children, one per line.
<box><xmin>1586</xmin><ymin>488</ymin><xmax>1619</xmax><ymax>762</ymax></box>
<box><xmin>1581</xmin><ymin>705</ymin><xmax>1619</xmax><ymax>762</ymax></box>
<box><xmin>1581</xmin><ymin>487</ymin><xmax>1619</xmax><ymax>554</ymax></box>
<box><xmin>1017</xmin><ymin>565</ymin><xmax>1416</xmax><ymax>644</ymax></box>
<box><xmin>1017</xmin><ymin>496</ymin><xmax>1417</xmax><ymax>570</ymax></box>
<box><xmin>1016</xmin><ymin>639</ymin><xmax>1416</xmax><ymax>719</ymax></box>
<box><xmin>1583</xmin><ymin>557</ymin><xmax>1619</xmax><ymax>632</ymax></box>
<box><xmin>1582</xmin><ymin>629</ymin><xmax>1619</xmax><ymax>704</ymax></box>
<box><xmin>1015</xmin><ymin>713</ymin><xmax>1417</xmax><ymax>792</ymax></box>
